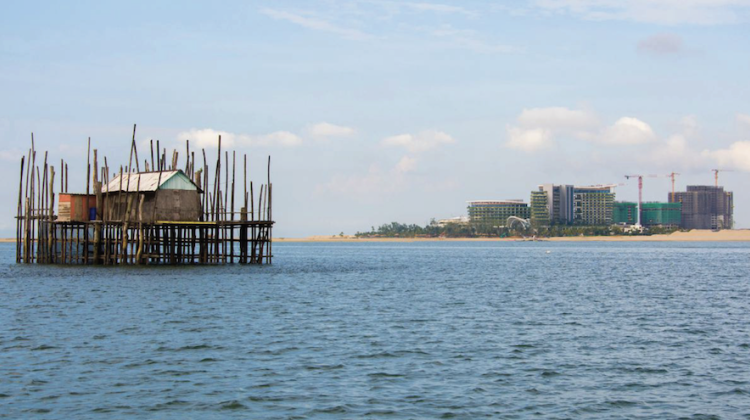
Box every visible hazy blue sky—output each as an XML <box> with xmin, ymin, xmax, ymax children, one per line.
<box><xmin>1</xmin><ymin>1</ymin><xmax>749</xmax><ymax>236</ymax></box>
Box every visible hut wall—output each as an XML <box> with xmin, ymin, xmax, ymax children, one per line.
<box><xmin>152</xmin><ymin>190</ymin><xmax>201</xmax><ymax>222</ymax></box>
<box><xmin>58</xmin><ymin>194</ymin><xmax>97</xmax><ymax>222</ymax></box>
<box><xmin>104</xmin><ymin>190</ymin><xmax>200</xmax><ymax>223</ymax></box>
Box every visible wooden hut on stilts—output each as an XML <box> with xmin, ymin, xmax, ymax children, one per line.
<box><xmin>15</xmin><ymin>125</ymin><xmax>274</xmax><ymax>265</ymax></box>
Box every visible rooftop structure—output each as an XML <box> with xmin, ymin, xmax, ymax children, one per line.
<box><xmin>102</xmin><ymin>170</ymin><xmax>201</xmax><ymax>193</ymax></box>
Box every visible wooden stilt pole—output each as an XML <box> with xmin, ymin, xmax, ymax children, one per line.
<box><xmin>16</xmin><ymin>156</ymin><xmax>25</xmax><ymax>263</ymax></box>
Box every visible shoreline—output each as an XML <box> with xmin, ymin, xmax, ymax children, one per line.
<box><xmin>274</xmin><ymin>229</ymin><xmax>750</xmax><ymax>243</ymax></box>
<box><xmin>2</xmin><ymin>229</ymin><xmax>748</xmax><ymax>243</ymax></box>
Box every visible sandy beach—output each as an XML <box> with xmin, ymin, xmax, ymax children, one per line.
<box><xmin>274</xmin><ymin>230</ymin><xmax>750</xmax><ymax>243</ymax></box>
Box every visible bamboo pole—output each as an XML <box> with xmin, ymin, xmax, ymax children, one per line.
<box><xmin>26</xmin><ymin>142</ymin><xmax>34</xmax><ymax>263</ymax></box>
<box><xmin>16</xmin><ymin>156</ymin><xmax>25</xmax><ymax>263</ymax></box>
<box><xmin>224</xmin><ymin>150</ymin><xmax>229</xmax><ymax>221</ymax></box>
<box><xmin>213</xmin><ymin>136</ymin><xmax>221</xmax><ymax>221</ymax></box>
<box><xmin>116</xmin><ymin>166</ymin><xmax>123</xmax><ymax>220</ymax></box>
<box><xmin>136</xmin><ymin>194</ymin><xmax>145</xmax><ymax>264</ymax></box>
<box><xmin>131</xmin><ymin>124</ymin><xmax>140</xmax><ymax>173</ymax></box>
<box><xmin>151</xmin><ymin>160</ymin><xmax>164</xmax><ymax>224</ymax></box>
<box><xmin>34</xmin><ymin>166</ymin><xmax>39</xmax><ymax>262</ymax></box>
<box><xmin>267</xmin><ymin>156</ymin><xmax>271</xmax><ymax>224</ymax></box>
<box><xmin>49</xmin><ymin>167</ymin><xmax>55</xmax><ymax>263</ymax></box>
<box><xmin>230</xmin><ymin>151</ymin><xmax>235</xmax><ymax>262</ymax></box>
<box><xmin>24</xmin><ymin>136</ymin><xmax>32</xmax><ymax>217</ymax></box>
<box><xmin>185</xmin><ymin>140</ymin><xmax>190</xmax><ymax>173</ymax></box>
<box><xmin>93</xmin><ymin>149</ymin><xmax>102</xmax><ymax>264</ymax></box>
<box><xmin>201</xmin><ymin>149</ymin><xmax>208</xmax><ymax>220</ymax></box>
<box><xmin>86</xmin><ymin>138</ymin><xmax>91</xmax><ymax>196</ymax></box>
<box><xmin>103</xmin><ymin>158</ymin><xmax>110</xmax><ymax>264</ymax></box>
<box><xmin>243</xmin><ymin>154</ymin><xmax>247</xmax><ymax>219</ymax></box>
<box><xmin>40</xmin><ymin>154</ymin><xmax>48</xmax><ymax>263</ymax></box>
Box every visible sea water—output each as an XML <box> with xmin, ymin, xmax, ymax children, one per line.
<box><xmin>1</xmin><ymin>241</ymin><xmax>749</xmax><ymax>419</ymax></box>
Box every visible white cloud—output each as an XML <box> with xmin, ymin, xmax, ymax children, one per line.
<box><xmin>260</xmin><ymin>8</ymin><xmax>372</xmax><ymax>40</ymax></box>
<box><xmin>737</xmin><ymin>113</ymin><xmax>750</xmax><ymax>127</ymax></box>
<box><xmin>531</xmin><ymin>0</ymin><xmax>750</xmax><ymax>25</ymax></box>
<box><xmin>406</xmin><ymin>2</ymin><xmax>476</xmax><ymax>16</ymax></box>
<box><xmin>395</xmin><ymin>155</ymin><xmax>417</xmax><ymax>173</ymax></box>
<box><xmin>0</xmin><ymin>148</ymin><xmax>25</xmax><ymax>162</ymax></box>
<box><xmin>680</xmin><ymin>115</ymin><xmax>701</xmax><ymax>138</ymax></box>
<box><xmin>177</xmin><ymin>128</ymin><xmax>236</xmax><ymax>148</ymax></box>
<box><xmin>703</xmin><ymin>141</ymin><xmax>750</xmax><ymax>171</ymax></box>
<box><xmin>516</xmin><ymin>106</ymin><xmax>599</xmax><ymax>137</ymax></box>
<box><xmin>366</xmin><ymin>1</ymin><xmax>477</xmax><ymax>17</ymax></box>
<box><xmin>504</xmin><ymin>106</ymin><xmax>597</xmax><ymax>152</ymax></box>
<box><xmin>637</xmin><ymin>33</ymin><xmax>684</xmax><ymax>55</ymax></box>
<box><xmin>505</xmin><ymin>106</ymin><xmax>659</xmax><ymax>151</ymax></box>
<box><xmin>177</xmin><ymin>128</ymin><xmax>302</xmax><ymax>149</ymax></box>
<box><xmin>252</xmin><ymin>131</ymin><xmax>303</xmax><ymax>147</ymax></box>
<box><xmin>603</xmin><ymin>117</ymin><xmax>657</xmax><ymax>145</ymax></box>
<box><xmin>641</xmin><ymin>134</ymin><xmax>709</xmax><ymax>170</ymax></box>
<box><xmin>505</xmin><ymin>127</ymin><xmax>554</xmax><ymax>152</ymax></box>
<box><xmin>307</xmin><ymin>122</ymin><xmax>355</xmax><ymax>140</ymax></box>
<box><xmin>382</xmin><ymin>130</ymin><xmax>455</xmax><ymax>153</ymax></box>
<box><xmin>636</xmin><ymin>116</ymin><xmax>750</xmax><ymax>173</ymax></box>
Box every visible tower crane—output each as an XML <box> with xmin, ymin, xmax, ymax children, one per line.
<box><xmin>624</xmin><ymin>174</ymin><xmax>661</xmax><ymax>227</ymax></box>
<box><xmin>711</xmin><ymin>169</ymin><xmax>735</xmax><ymax>187</ymax></box>
<box><xmin>668</xmin><ymin>172</ymin><xmax>680</xmax><ymax>202</ymax></box>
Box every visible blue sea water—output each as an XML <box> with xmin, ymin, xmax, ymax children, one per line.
<box><xmin>1</xmin><ymin>241</ymin><xmax>749</xmax><ymax>419</ymax></box>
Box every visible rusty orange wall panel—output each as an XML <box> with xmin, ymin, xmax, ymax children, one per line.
<box><xmin>58</xmin><ymin>194</ymin><xmax>97</xmax><ymax>222</ymax></box>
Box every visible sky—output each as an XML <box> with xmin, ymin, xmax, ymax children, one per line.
<box><xmin>1</xmin><ymin>0</ymin><xmax>749</xmax><ymax>237</ymax></box>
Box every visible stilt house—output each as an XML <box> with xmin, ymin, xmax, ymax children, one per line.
<box><xmin>102</xmin><ymin>170</ymin><xmax>202</xmax><ymax>223</ymax></box>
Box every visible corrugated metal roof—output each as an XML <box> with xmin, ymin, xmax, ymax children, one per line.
<box><xmin>102</xmin><ymin>170</ymin><xmax>200</xmax><ymax>193</ymax></box>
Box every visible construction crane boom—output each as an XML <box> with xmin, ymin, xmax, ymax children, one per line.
<box><xmin>624</xmin><ymin>174</ymin><xmax>673</xmax><ymax>227</ymax></box>
<box><xmin>624</xmin><ymin>175</ymin><xmax>645</xmax><ymax>227</ymax></box>
<box><xmin>711</xmin><ymin>169</ymin><xmax>735</xmax><ymax>187</ymax></box>
<box><xmin>668</xmin><ymin>172</ymin><xmax>680</xmax><ymax>202</ymax></box>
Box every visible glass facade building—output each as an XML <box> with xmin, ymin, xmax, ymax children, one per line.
<box><xmin>573</xmin><ymin>186</ymin><xmax>615</xmax><ymax>225</ymax></box>
<box><xmin>530</xmin><ymin>191</ymin><xmax>550</xmax><ymax>227</ymax></box>
<box><xmin>467</xmin><ymin>200</ymin><xmax>530</xmax><ymax>225</ymax></box>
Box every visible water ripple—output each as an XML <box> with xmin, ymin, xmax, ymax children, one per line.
<box><xmin>0</xmin><ymin>241</ymin><xmax>749</xmax><ymax>418</ymax></box>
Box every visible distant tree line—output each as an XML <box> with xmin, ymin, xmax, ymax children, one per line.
<box><xmin>355</xmin><ymin>220</ymin><xmax>680</xmax><ymax>238</ymax></box>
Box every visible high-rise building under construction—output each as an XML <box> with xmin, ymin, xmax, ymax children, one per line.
<box><xmin>670</xmin><ymin>186</ymin><xmax>733</xmax><ymax>230</ymax></box>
